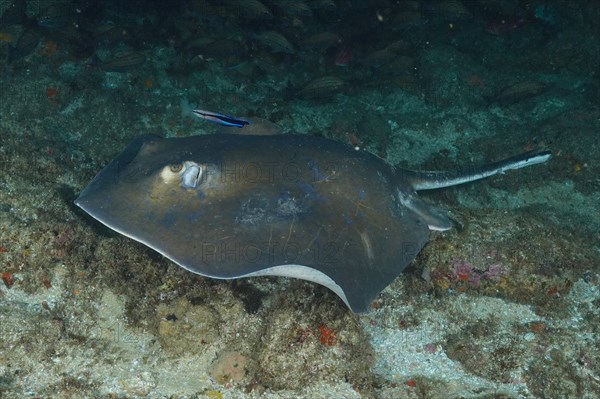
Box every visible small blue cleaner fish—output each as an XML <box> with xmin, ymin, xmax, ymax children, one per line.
<box><xmin>191</xmin><ymin>109</ymin><xmax>250</xmax><ymax>128</ymax></box>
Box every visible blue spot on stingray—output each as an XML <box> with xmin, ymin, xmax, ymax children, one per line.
<box><xmin>160</xmin><ymin>208</ymin><xmax>178</xmax><ymax>227</ymax></box>
<box><xmin>308</xmin><ymin>160</ymin><xmax>327</xmax><ymax>181</ymax></box>
<box><xmin>342</xmin><ymin>214</ymin><xmax>353</xmax><ymax>225</ymax></box>
<box><xmin>297</xmin><ymin>181</ymin><xmax>325</xmax><ymax>202</ymax></box>
<box><xmin>186</xmin><ymin>210</ymin><xmax>205</xmax><ymax>223</ymax></box>
<box><xmin>143</xmin><ymin>211</ymin><xmax>155</xmax><ymax>221</ymax></box>
<box><xmin>278</xmin><ymin>190</ymin><xmax>291</xmax><ymax>201</ymax></box>
<box><xmin>358</xmin><ymin>187</ymin><xmax>366</xmax><ymax>200</ymax></box>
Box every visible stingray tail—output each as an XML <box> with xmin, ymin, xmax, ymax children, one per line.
<box><xmin>402</xmin><ymin>149</ymin><xmax>552</xmax><ymax>191</ymax></box>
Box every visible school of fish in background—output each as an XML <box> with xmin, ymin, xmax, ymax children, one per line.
<box><xmin>0</xmin><ymin>0</ymin><xmax>598</xmax><ymax>107</ymax></box>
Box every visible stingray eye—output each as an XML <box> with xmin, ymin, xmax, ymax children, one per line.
<box><xmin>169</xmin><ymin>163</ymin><xmax>183</xmax><ymax>173</ymax></box>
<box><xmin>181</xmin><ymin>161</ymin><xmax>204</xmax><ymax>189</ymax></box>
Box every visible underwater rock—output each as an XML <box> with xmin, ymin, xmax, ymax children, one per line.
<box><xmin>210</xmin><ymin>351</ymin><xmax>248</xmax><ymax>384</ymax></box>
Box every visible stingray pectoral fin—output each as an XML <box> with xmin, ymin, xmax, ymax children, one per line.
<box><xmin>397</xmin><ymin>188</ymin><xmax>452</xmax><ymax>231</ymax></box>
